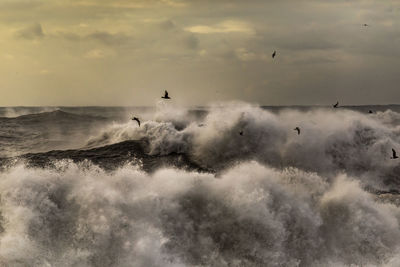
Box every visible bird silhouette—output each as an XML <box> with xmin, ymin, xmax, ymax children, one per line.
<box><xmin>368</xmin><ymin>110</ymin><xmax>373</xmax><ymax>114</ymax></box>
<box><xmin>333</xmin><ymin>101</ymin><xmax>339</xmax><ymax>108</ymax></box>
<box><xmin>239</xmin><ymin>131</ymin><xmax>244</xmax><ymax>136</ymax></box>
<box><xmin>363</xmin><ymin>24</ymin><xmax>369</xmax><ymax>27</ymax></box>
<box><xmin>272</xmin><ymin>50</ymin><xmax>276</xmax><ymax>58</ymax></box>
<box><xmin>294</xmin><ymin>127</ymin><xmax>300</xmax><ymax>135</ymax></box>
<box><xmin>161</xmin><ymin>90</ymin><xmax>171</xmax><ymax>99</ymax></box>
<box><xmin>132</xmin><ymin>117</ymin><xmax>140</xmax><ymax>126</ymax></box>
<box><xmin>391</xmin><ymin>148</ymin><xmax>398</xmax><ymax>159</ymax></box>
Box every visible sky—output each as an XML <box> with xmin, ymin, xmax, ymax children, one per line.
<box><xmin>0</xmin><ymin>0</ymin><xmax>399</xmax><ymax>106</ymax></box>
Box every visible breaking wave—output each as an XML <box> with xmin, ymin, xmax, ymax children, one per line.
<box><xmin>0</xmin><ymin>161</ymin><xmax>399</xmax><ymax>266</ymax></box>
<box><xmin>85</xmin><ymin>102</ymin><xmax>400</xmax><ymax>191</ymax></box>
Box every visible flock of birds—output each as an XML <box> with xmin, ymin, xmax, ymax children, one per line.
<box><xmin>131</xmin><ymin>28</ymin><xmax>398</xmax><ymax>160</ymax></box>
<box><xmin>131</xmin><ymin>90</ymin><xmax>170</xmax><ymax>127</ymax></box>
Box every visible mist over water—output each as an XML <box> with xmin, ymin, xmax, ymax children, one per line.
<box><xmin>0</xmin><ymin>102</ymin><xmax>400</xmax><ymax>266</ymax></box>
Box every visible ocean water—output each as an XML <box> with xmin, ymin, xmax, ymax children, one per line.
<box><xmin>0</xmin><ymin>102</ymin><xmax>400</xmax><ymax>266</ymax></box>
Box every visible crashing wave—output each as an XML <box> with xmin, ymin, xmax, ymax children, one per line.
<box><xmin>84</xmin><ymin>102</ymin><xmax>400</xmax><ymax>190</ymax></box>
<box><xmin>0</xmin><ymin>161</ymin><xmax>399</xmax><ymax>266</ymax></box>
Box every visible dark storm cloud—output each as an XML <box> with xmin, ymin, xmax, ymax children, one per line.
<box><xmin>184</xmin><ymin>34</ymin><xmax>199</xmax><ymax>49</ymax></box>
<box><xmin>56</xmin><ymin>22</ymin><xmax>198</xmax><ymax>52</ymax></box>
<box><xmin>1</xmin><ymin>0</ymin><xmax>400</xmax><ymax>106</ymax></box>
<box><xmin>87</xmin><ymin>31</ymin><xmax>132</xmax><ymax>46</ymax></box>
<box><xmin>270</xmin><ymin>34</ymin><xmax>341</xmax><ymax>51</ymax></box>
<box><xmin>159</xmin><ymin>20</ymin><xmax>176</xmax><ymax>31</ymax></box>
<box><xmin>16</xmin><ymin>23</ymin><xmax>45</xmax><ymax>40</ymax></box>
<box><xmin>55</xmin><ymin>30</ymin><xmax>134</xmax><ymax>47</ymax></box>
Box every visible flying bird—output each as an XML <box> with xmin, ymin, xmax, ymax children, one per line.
<box><xmin>391</xmin><ymin>149</ymin><xmax>398</xmax><ymax>159</ymax></box>
<box><xmin>363</xmin><ymin>24</ymin><xmax>369</xmax><ymax>27</ymax></box>
<box><xmin>161</xmin><ymin>90</ymin><xmax>171</xmax><ymax>99</ymax></box>
<box><xmin>272</xmin><ymin>50</ymin><xmax>277</xmax><ymax>58</ymax></box>
<box><xmin>294</xmin><ymin>127</ymin><xmax>300</xmax><ymax>135</ymax></box>
<box><xmin>239</xmin><ymin>131</ymin><xmax>244</xmax><ymax>136</ymax></box>
<box><xmin>368</xmin><ymin>110</ymin><xmax>373</xmax><ymax>114</ymax></box>
<box><xmin>132</xmin><ymin>117</ymin><xmax>140</xmax><ymax>126</ymax></box>
<box><xmin>333</xmin><ymin>101</ymin><xmax>339</xmax><ymax>108</ymax></box>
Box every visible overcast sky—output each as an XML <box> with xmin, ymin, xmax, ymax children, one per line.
<box><xmin>0</xmin><ymin>0</ymin><xmax>399</xmax><ymax>106</ymax></box>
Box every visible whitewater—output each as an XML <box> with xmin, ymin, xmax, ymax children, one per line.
<box><xmin>0</xmin><ymin>102</ymin><xmax>400</xmax><ymax>266</ymax></box>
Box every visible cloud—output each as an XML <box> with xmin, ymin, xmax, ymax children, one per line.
<box><xmin>39</xmin><ymin>69</ymin><xmax>51</xmax><ymax>75</ymax></box>
<box><xmin>159</xmin><ymin>20</ymin><xmax>176</xmax><ymax>31</ymax></box>
<box><xmin>56</xmin><ymin>30</ymin><xmax>134</xmax><ymax>47</ymax></box>
<box><xmin>84</xmin><ymin>49</ymin><xmax>106</xmax><ymax>58</ymax></box>
<box><xmin>4</xmin><ymin>54</ymin><xmax>14</xmax><ymax>60</ymax></box>
<box><xmin>183</xmin><ymin>34</ymin><xmax>198</xmax><ymax>49</ymax></box>
<box><xmin>276</xmin><ymin>36</ymin><xmax>340</xmax><ymax>51</ymax></box>
<box><xmin>86</xmin><ymin>31</ymin><xmax>132</xmax><ymax>46</ymax></box>
<box><xmin>0</xmin><ymin>0</ymin><xmax>43</xmax><ymax>10</ymax></box>
<box><xmin>16</xmin><ymin>23</ymin><xmax>45</xmax><ymax>40</ymax></box>
<box><xmin>160</xmin><ymin>0</ymin><xmax>186</xmax><ymax>7</ymax></box>
<box><xmin>71</xmin><ymin>0</ymin><xmax>186</xmax><ymax>8</ymax></box>
<box><xmin>185</xmin><ymin>20</ymin><xmax>255</xmax><ymax>34</ymax></box>
<box><xmin>56</xmin><ymin>20</ymin><xmax>198</xmax><ymax>54</ymax></box>
<box><xmin>235</xmin><ymin>48</ymin><xmax>257</xmax><ymax>61</ymax></box>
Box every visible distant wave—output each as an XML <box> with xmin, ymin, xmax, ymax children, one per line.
<box><xmin>0</xmin><ymin>109</ymin><xmax>106</xmax><ymax>121</ymax></box>
<box><xmin>0</xmin><ymin>106</ymin><xmax>60</xmax><ymax>118</ymax></box>
<box><xmin>0</xmin><ymin>110</ymin><xmax>110</xmax><ymax>158</ymax></box>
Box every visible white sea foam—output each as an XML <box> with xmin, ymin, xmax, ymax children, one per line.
<box><xmin>0</xmin><ymin>161</ymin><xmax>399</xmax><ymax>266</ymax></box>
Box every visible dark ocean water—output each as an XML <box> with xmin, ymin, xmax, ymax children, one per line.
<box><xmin>0</xmin><ymin>102</ymin><xmax>400</xmax><ymax>266</ymax></box>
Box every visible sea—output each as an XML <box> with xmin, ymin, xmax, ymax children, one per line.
<box><xmin>0</xmin><ymin>102</ymin><xmax>399</xmax><ymax>266</ymax></box>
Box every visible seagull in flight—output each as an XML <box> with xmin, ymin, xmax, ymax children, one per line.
<box><xmin>391</xmin><ymin>148</ymin><xmax>398</xmax><ymax>159</ymax></box>
<box><xmin>161</xmin><ymin>90</ymin><xmax>171</xmax><ymax>99</ymax></box>
<box><xmin>132</xmin><ymin>117</ymin><xmax>140</xmax><ymax>127</ymax></box>
<box><xmin>333</xmin><ymin>101</ymin><xmax>339</xmax><ymax>108</ymax></box>
<box><xmin>272</xmin><ymin>50</ymin><xmax>277</xmax><ymax>58</ymax></box>
<box><xmin>294</xmin><ymin>127</ymin><xmax>300</xmax><ymax>135</ymax></box>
